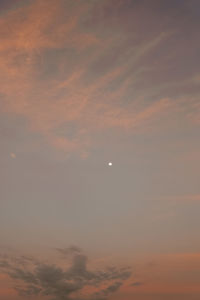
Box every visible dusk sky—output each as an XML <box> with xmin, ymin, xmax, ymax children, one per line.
<box><xmin>0</xmin><ymin>0</ymin><xmax>200</xmax><ymax>299</ymax></box>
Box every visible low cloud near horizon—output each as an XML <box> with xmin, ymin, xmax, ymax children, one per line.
<box><xmin>0</xmin><ymin>246</ymin><xmax>131</xmax><ymax>300</ymax></box>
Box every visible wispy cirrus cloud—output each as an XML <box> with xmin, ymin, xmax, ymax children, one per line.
<box><xmin>0</xmin><ymin>0</ymin><xmax>199</xmax><ymax>157</ymax></box>
<box><xmin>0</xmin><ymin>0</ymin><xmax>179</xmax><ymax>156</ymax></box>
<box><xmin>164</xmin><ymin>194</ymin><xmax>200</xmax><ymax>202</ymax></box>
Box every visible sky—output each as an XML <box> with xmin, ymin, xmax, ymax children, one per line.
<box><xmin>0</xmin><ymin>0</ymin><xmax>200</xmax><ymax>299</ymax></box>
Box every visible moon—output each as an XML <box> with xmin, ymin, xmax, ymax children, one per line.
<box><xmin>108</xmin><ymin>162</ymin><xmax>112</xmax><ymax>166</ymax></box>
<box><xmin>10</xmin><ymin>153</ymin><xmax>16</xmax><ymax>159</ymax></box>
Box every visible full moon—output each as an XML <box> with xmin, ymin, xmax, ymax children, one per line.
<box><xmin>108</xmin><ymin>162</ymin><xmax>112</xmax><ymax>166</ymax></box>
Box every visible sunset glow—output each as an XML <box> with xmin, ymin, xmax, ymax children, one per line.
<box><xmin>0</xmin><ymin>1</ymin><xmax>200</xmax><ymax>300</ymax></box>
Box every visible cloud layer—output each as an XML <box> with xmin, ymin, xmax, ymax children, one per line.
<box><xmin>1</xmin><ymin>0</ymin><xmax>199</xmax><ymax>155</ymax></box>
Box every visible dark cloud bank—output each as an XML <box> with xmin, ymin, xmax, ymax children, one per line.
<box><xmin>0</xmin><ymin>247</ymin><xmax>131</xmax><ymax>300</ymax></box>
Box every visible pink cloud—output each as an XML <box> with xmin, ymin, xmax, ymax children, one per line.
<box><xmin>0</xmin><ymin>0</ymin><xmax>185</xmax><ymax>156</ymax></box>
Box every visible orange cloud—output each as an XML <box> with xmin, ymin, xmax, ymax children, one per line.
<box><xmin>162</xmin><ymin>194</ymin><xmax>200</xmax><ymax>202</ymax></box>
<box><xmin>0</xmin><ymin>0</ymin><xmax>176</xmax><ymax>155</ymax></box>
<box><xmin>116</xmin><ymin>252</ymin><xmax>200</xmax><ymax>299</ymax></box>
<box><xmin>0</xmin><ymin>273</ymin><xmax>17</xmax><ymax>298</ymax></box>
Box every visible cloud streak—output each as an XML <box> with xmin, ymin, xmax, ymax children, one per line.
<box><xmin>2</xmin><ymin>0</ymin><xmax>196</xmax><ymax>156</ymax></box>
